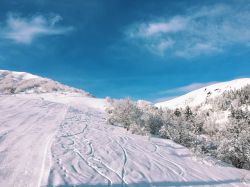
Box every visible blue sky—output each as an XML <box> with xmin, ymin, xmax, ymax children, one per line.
<box><xmin>0</xmin><ymin>0</ymin><xmax>250</xmax><ymax>101</ymax></box>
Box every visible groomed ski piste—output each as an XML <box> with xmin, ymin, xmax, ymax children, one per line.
<box><xmin>0</xmin><ymin>92</ymin><xmax>249</xmax><ymax>187</ymax></box>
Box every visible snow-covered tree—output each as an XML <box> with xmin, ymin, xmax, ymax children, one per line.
<box><xmin>106</xmin><ymin>98</ymin><xmax>143</xmax><ymax>130</ymax></box>
<box><xmin>106</xmin><ymin>85</ymin><xmax>250</xmax><ymax>170</ymax></box>
<box><xmin>217</xmin><ymin>107</ymin><xmax>250</xmax><ymax>169</ymax></box>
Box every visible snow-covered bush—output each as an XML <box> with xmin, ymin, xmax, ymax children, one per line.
<box><xmin>217</xmin><ymin>108</ymin><xmax>250</xmax><ymax>169</ymax></box>
<box><xmin>210</xmin><ymin>84</ymin><xmax>250</xmax><ymax>111</ymax></box>
<box><xmin>160</xmin><ymin>107</ymin><xmax>200</xmax><ymax>148</ymax></box>
<box><xmin>141</xmin><ymin>105</ymin><xmax>164</xmax><ymax>135</ymax></box>
<box><xmin>106</xmin><ymin>98</ymin><xmax>165</xmax><ymax>135</ymax></box>
<box><xmin>106</xmin><ymin>98</ymin><xmax>143</xmax><ymax>131</ymax></box>
<box><xmin>106</xmin><ymin>86</ymin><xmax>250</xmax><ymax>170</ymax></box>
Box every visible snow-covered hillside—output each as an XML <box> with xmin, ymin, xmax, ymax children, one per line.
<box><xmin>0</xmin><ymin>71</ymin><xmax>249</xmax><ymax>186</ymax></box>
<box><xmin>0</xmin><ymin>70</ymin><xmax>91</xmax><ymax>96</ymax></box>
<box><xmin>156</xmin><ymin>78</ymin><xmax>250</xmax><ymax>109</ymax></box>
<box><xmin>1</xmin><ymin>94</ymin><xmax>249</xmax><ymax>187</ymax></box>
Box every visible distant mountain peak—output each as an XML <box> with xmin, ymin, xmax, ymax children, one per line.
<box><xmin>0</xmin><ymin>70</ymin><xmax>92</xmax><ymax>96</ymax></box>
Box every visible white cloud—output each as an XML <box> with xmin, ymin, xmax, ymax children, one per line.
<box><xmin>138</xmin><ymin>17</ymin><xmax>187</xmax><ymax>37</ymax></box>
<box><xmin>147</xmin><ymin>39</ymin><xmax>175</xmax><ymax>56</ymax></box>
<box><xmin>157</xmin><ymin>39</ymin><xmax>175</xmax><ymax>53</ymax></box>
<box><xmin>160</xmin><ymin>82</ymin><xmax>218</xmax><ymax>94</ymax></box>
<box><xmin>0</xmin><ymin>13</ymin><xmax>73</xmax><ymax>44</ymax></box>
<box><xmin>175</xmin><ymin>43</ymin><xmax>222</xmax><ymax>58</ymax></box>
<box><xmin>127</xmin><ymin>3</ymin><xmax>250</xmax><ymax>58</ymax></box>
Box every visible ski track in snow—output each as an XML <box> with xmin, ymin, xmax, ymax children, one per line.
<box><xmin>0</xmin><ymin>95</ymin><xmax>249</xmax><ymax>187</ymax></box>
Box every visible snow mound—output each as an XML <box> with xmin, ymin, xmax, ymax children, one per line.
<box><xmin>156</xmin><ymin>78</ymin><xmax>250</xmax><ymax>109</ymax></box>
<box><xmin>0</xmin><ymin>70</ymin><xmax>91</xmax><ymax>96</ymax></box>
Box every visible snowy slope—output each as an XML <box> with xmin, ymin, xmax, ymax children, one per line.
<box><xmin>156</xmin><ymin>78</ymin><xmax>250</xmax><ymax>109</ymax></box>
<box><xmin>0</xmin><ymin>71</ymin><xmax>249</xmax><ymax>186</ymax></box>
<box><xmin>0</xmin><ymin>70</ymin><xmax>91</xmax><ymax>96</ymax></box>
<box><xmin>0</xmin><ymin>96</ymin><xmax>67</xmax><ymax>187</ymax></box>
<box><xmin>0</xmin><ymin>95</ymin><xmax>249</xmax><ymax>186</ymax></box>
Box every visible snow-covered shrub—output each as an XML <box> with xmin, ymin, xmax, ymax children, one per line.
<box><xmin>106</xmin><ymin>98</ymin><xmax>143</xmax><ymax>131</ymax></box>
<box><xmin>106</xmin><ymin>86</ymin><xmax>250</xmax><ymax>170</ymax></box>
<box><xmin>217</xmin><ymin>108</ymin><xmax>250</xmax><ymax>169</ymax></box>
<box><xmin>210</xmin><ymin>84</ymin><xmax>250</xmax><ymax>111</ymax></box>
<box><xmin>130</xmin><ymin>122</ymin><xmax>147</xmax><ymax>135</ymax></box>
<box><xmin>106</xmin><ymin>98</ymin><xmax>166</xmax><ymax>135</ymax></box>
<box><xmin>141</xmin><ymin>105</ymin><xmax>164</xmax><ymax>135</ymax></box>
<box><xmin>159</xmin><ymin>107</ymin><xmax>199</xmax><ymax>147</ymax></box>
<box><xmin>193</xmin><ymin>135</ymin><xmax>217</xmax><ymax>156</ymax></box>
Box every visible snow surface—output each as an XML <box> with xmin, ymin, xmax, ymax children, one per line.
<box><xmin>0</xmin><ymin>71</ymin><xmax>249</xmax><ymax>186</ymax></box>
<box><xmin>156</xmin><ymin>78</ymin><xmax>250</xmax><ymax>109</ymax></box>
<box><xmin>0</xmin><ymin>93</ymin><xmax>249</xmax><ymax>187</ymax></box>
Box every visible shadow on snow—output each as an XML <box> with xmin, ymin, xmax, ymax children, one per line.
<box><xmin>54</xmin><ymin>178</ymin><xmax>245</xmax><ymax>187</ymax></box>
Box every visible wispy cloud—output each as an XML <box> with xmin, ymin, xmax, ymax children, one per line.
<box><xmin>147</xmin><ymin>39</ymin><xmax>175</xmax><ymax>56</ymax></box>
<box><xmin>127</xmin><ymin>3</ymin><xmax>250</xmax><ymax>58</ymax></box>
<box><xmin>132</xmin><ymin>17</ymin><xmax>187</xmax><ymax>37</ymax></box>
<box><xmin>0</xmin><ymin>13</ymin><xmax>73</xmax><ymax>44</ymax></box>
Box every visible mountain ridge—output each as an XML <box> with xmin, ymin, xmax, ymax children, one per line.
<box><xmin>156</xmin><ymin>78</ymin><xmax>250</xmax><ymax>109</ymax></box>
<box><xmin>0</xmin><ymin>69</ymin><xmax>91</xmax><ymax>96</ymax></box>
